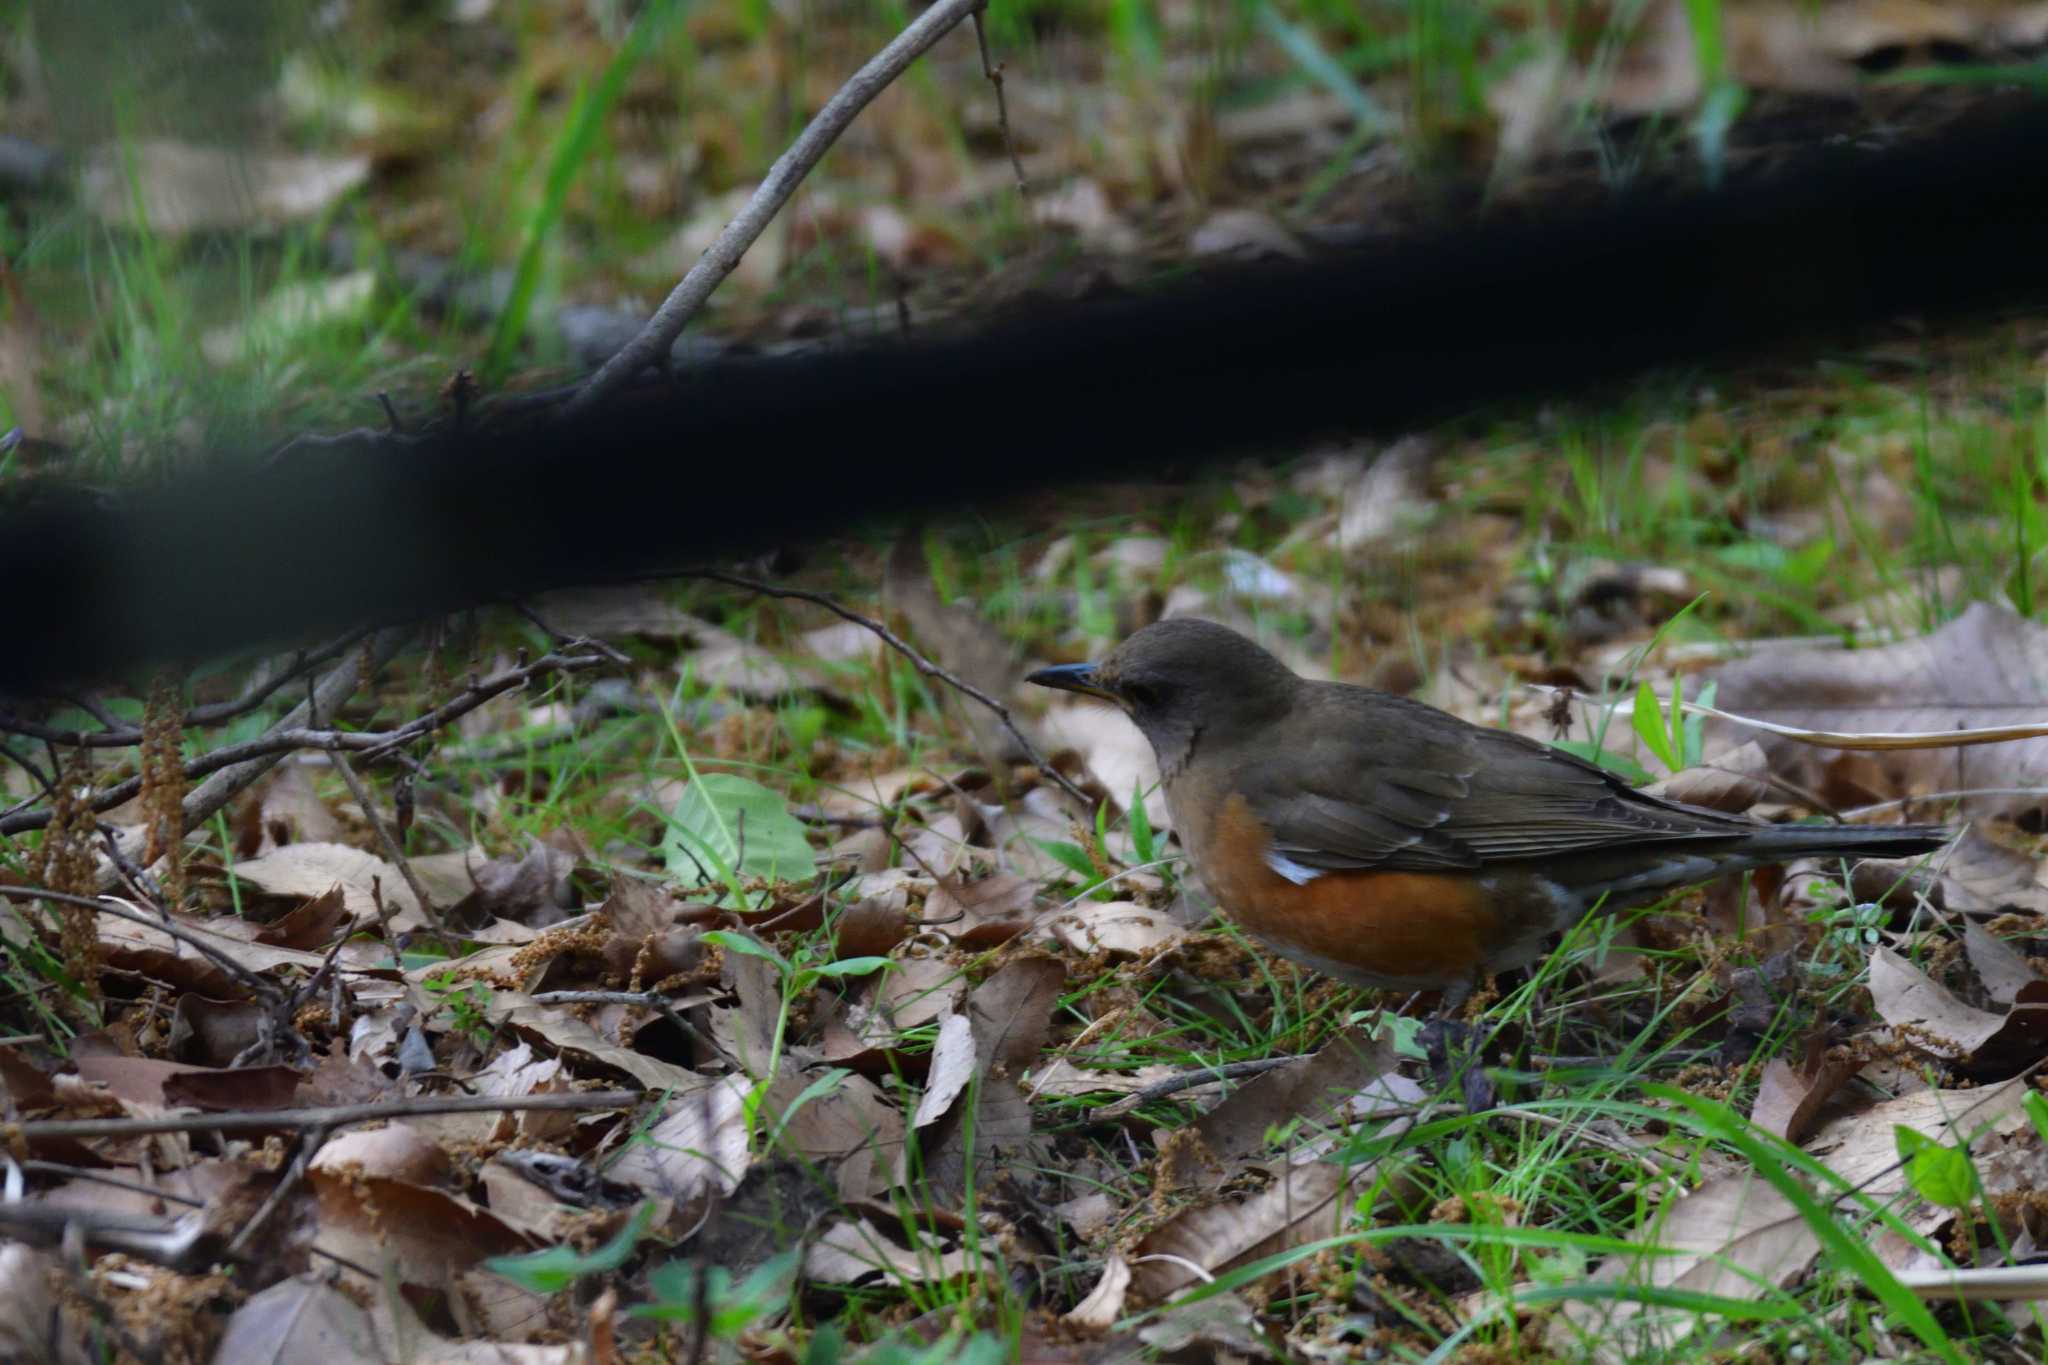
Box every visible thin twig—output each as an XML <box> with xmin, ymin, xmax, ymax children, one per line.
<box><xmin>6</xmin><ymin>1089</ymin><xmax>644</xmax><ymax>1142</ymax></box>
<box><xmin>969</xmin><ymin>4</ymin><xmax>1029</xmax><ymax>200</ymax></box>
<box><xmin>565</xmin><ymin>0</ymin><xmax>987</xmax><ymax>413</ymax></box>
<box><xmin>1087</xmin><ymin>1056</ymin><xmax>1306</xmax><ymax>1115</ymax></box>
<box><xmin>684</xmin><ymin>570</ymin><xmax>1093</xmax><ymax>808</ymax></box>
<box><xmin>0</xmin><ymin>640</ymin><xmax>604</xmax><ymax>838</ymax></box>
<box><xmin>516</xmin><ymin>602</ymin><xmax>633</xmax><ymax>667</ymax></box>
<box><xmin>224</xmin><ymin>1125</ymin><xmax>325</xmax><ymax>1260</ymax></box>
<box><xmin>329</xmin><ymin>749</ymin><xmax>448</xmax><ymax>939</ymax></box>
<box><xmin>0</xmin><ymin>632</ymin><xmax>367</xmax><ymax>749</ymax></box>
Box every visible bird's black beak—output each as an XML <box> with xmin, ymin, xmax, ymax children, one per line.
<box><xmin>1026</xmin><ymin>661</ymin><xmax>1118</xmax><ymax>703</ymax></box>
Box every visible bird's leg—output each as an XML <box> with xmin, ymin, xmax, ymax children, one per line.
<box><xmin>1420</xmin><ymin>975</ymin><xmax>1497</xmax><ymax>1112</ymax></box>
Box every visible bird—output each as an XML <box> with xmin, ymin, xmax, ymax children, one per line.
<box><xmin>1027</xmin><ymin>618</ymin><xmax>1950</xmax><ymax>1011</ymax></box>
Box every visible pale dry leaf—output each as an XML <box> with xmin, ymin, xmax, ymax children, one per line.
<box><xmin>1709</xmin><ymin>602</ymin><xmax>2048</xmax><ymax>816</ymax></box>
<box><xmin>919</xmin><ymin>957</ymin><xmax>1065</xmax><ymax>1200</ymax></box>
<box><xmin>1337</xmin><ymin>434</ymin><xmax>1435</xmax><ymax>555</ymax></box>
<box><xmin>531</xmin><ymin>586</ymin><xmax>699</xmax><ymax>640</ymax></box>
<box><xmin>312</xmin><ymin>1123</ymin><xmax>450</xmax><ymax>1185</ymax></box>
<box><xmin>1032</xmin><ymin>178</ymin><xmax>1139</xmax><ymax>254</ymax></box>
<box><xmin>606</xmin><ymin>1077</ymin><xmax>751</xmax><ymax>1209</ymax></box>
<box><xmin>1804</xmin><ymin>1076</ymin><xmax>2034</xmax><ymax>1193</ymax></box>
<box><xmin>1857</xmin><ymin>827</ymin><xmax>2048</xmax><ymax>918</ymax></box>
<box><xmin>1026</xmin><ymin>1056</ymin><xmax>1179</xmax><ymax>1099</ymax></box>
<box><xmin>803</xmin><ymin>1215</ymin><xmax>970</xmax><ymax>1286</ymax></box>
<box><xmin>1065</xmin><ymin>1254</ymin><xmax>1133</xmax><ymax>1330</ymax></box>
<box><xmin>211</xmin><ymin>1275</ymin><xmax>379</xmax><ymax>1364</ymax></box>
<box><xmin>1188</xmin><ymin>208</ymin><xmax>1304</xmax><ymax>261</ymax></box>
<box><xmin>409</xmin><ymin>1040</ymin><xmax>568</xmax><ymax>1147</ymax></box>
<box><xmin>1558</xmin><ymin>1170</ymin><xmax>1811</xmax><ymax>1361</ymax></box>
<box><xmin>80</xmin><ymin>141</ymin><xmax>369</xmax><ymax>233</ymax></box>
<box><xmin>912</xmin><ymin>1011</ymin><xmax>976</xmax><ymax>1128</ymax></box>
<box><xmin>1033</xmin><ymin>701</ymin><xmax>1168</xmax><ymax>831</ymax></box>
<box><xmin>1964</xmin><ymin>922</ymin><xmax>2041</xmax><ymax>1007</ymax></box>
<box><xmin>1040</xmin><ymin>901</ymin><xmax>1183</xmax><ymax>958</ymax></box>
<box><xmin>1055</xmin><ymin>1189</ymin><xmax>1118</xmax><ymax>1242</ymax></box>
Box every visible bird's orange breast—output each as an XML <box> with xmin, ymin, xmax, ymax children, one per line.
<box><xmin>1192</xmin><ymin>793</ymin><xmax>1506</xmax><ymax>989</ymax></box>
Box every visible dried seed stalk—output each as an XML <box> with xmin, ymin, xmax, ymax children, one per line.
<box><xmin>139</xmin><ymin>670</ymin><xmax>188</xmax><ymax>908</ymax></box>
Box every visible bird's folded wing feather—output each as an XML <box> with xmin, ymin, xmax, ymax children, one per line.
<box><xmin>1246</xmin><ymin>705</ymin><xmax>1754</xmax><ymax>873</ymax></box>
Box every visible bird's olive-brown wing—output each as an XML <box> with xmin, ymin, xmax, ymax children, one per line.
<box><xmin>1241</xmin><ymin>687</ymin><xmax>1756</xmax><ymax>873</ymax></box>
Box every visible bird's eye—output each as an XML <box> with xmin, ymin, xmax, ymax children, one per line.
<box><xmin>1122</xmin><ymin>681</ymin><xmax>1158</xmax><ymax>708</ymax></box>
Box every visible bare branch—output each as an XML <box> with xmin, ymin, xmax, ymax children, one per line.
<box><xmin>565</xmin><ymin>0</ymin><xmax>987</xmax><ymax>413</ymax></box>
<box><xmin>0</xmin><ymin>642</ymin><xmax>607</xmax><ymax>838</ymax></box>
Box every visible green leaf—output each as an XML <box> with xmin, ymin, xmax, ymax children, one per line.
<box><xmin>2024</xmin><ymin>1090</ymin><xmax>2048</xmax><ymax>1145</ymax></box>
<box><xmin>1031</xmin><ymin>837</ymin><xmax>1101</xmax><ymax>883</ymax></box>
<box><xmin>634</xmin><ymin>1249</ymin><xmax>799</xmax><ymax>1333</ymax></box>
<box><xmin>1633</xmin><ymin>681</ymin><xmax>1677</xmax><ymax>770</ymax></box>
<box><xmin>1128</xmin><ymin>781</ymin><xmax>1156</xmax><ymax>864</ymax></box>
<box><xmin>663</xmin><ymin>773</ymin><xmax>817</xmax><ymax>902</ymax></box>
<box><xmin>810</xmin><ymin>956</ymin><xmax>892</xmax><ymax>980</ymax></box>
<box><xmin>702</xmin><ymin>929</ymin><xmax>788</xmax><ymax>973</ymax></box>
<box><xmin>1550</xmin><ymin>739</ymin><xmax>1655</xmax><ymax>786</ymax></box>
<box><xmin>483</xmin><ymin>1201</ymin><xmax>656</xmax><ymax>1294</ymax></box>
<box><xmin>1896</xmin><ymin>1127</ymin><xmax>1977</xmax><ymax>1209</ymax></box>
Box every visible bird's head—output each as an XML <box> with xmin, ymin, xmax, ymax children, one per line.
<box><xmin>1026</xmin><ymin>618</ymin><xmax>1298</xmax><ymax>772</ymax></box>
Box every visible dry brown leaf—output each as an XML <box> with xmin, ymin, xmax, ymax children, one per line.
<box><xmin>309</xmin><ymin>1171</ymin><xmax>530</xmax><ymax>1294</ymax></box>
<box><xmin>252</xmin><ymin>885</ymin><xmax>351</xmax><ymax>950</ymax></box>
<box><xmin>197</xmin><ymin>842</ymin><xmax>419</xmax><ymax>927</ymax></box>
<box><xmin>444</xmin><ymin>840</ymin><xmax>580</xmax><ymax>929</ymax></box>
<box><xmin>923</xmin><ymin>873</ymin><xmax>1041</xmax><ymax>948</ymax></box>
<box><xmin>1709</xmin><ymin>602</ymin><xmax>2048</xmax><ymax>817</ymax></box>
<box><xmin>1172</xmin><ymin>1027</ymin><xmax>1400</xmax><ymax>1189</ymax></box>
<box><xmin>919</xmin><ymin>957</ymin><xmax>1065</xmax><ymax>1201</ymax></box>
<box><xmin>1749</xmin><ymin>1052</ymin><xmax>1859</xmax><ymax>1143</ymax></box>
<box><xmin>1868</xmin><ymin>945</ymin><xmax>2048</xmax><ymax>1071</ymax></box>
<box><xmin>493</xmin><ymin>994</ymin><xmax>701</xmax><ymax>1092</ymax></box>
<box><xmin>760</xmin><ymin>1065</ymin><xmax>906</xmax><ymax>1203</ymax></box>
<box><xmin>1127</xmin><ymin>1158</ymin><xmax>1352</xmax><ymax>1301</ymax></box>
<box><xmin>1644</xmin><ymin>741</ymin><xmax>1775</xmax><ymax>814</ymax></box>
